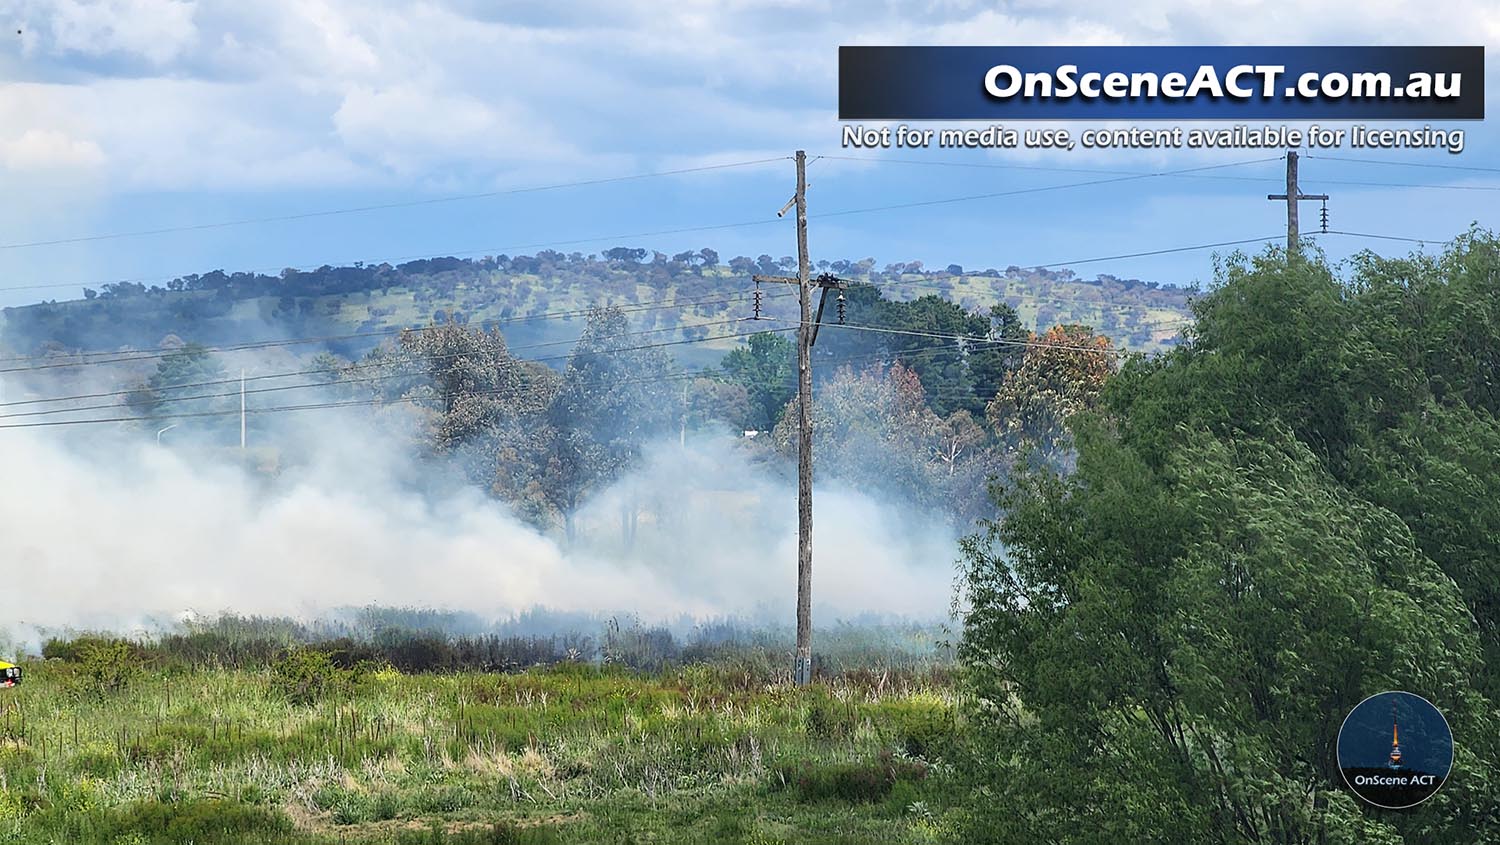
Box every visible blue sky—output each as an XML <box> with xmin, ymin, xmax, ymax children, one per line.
<box><xmin>0</xmin><ymin>1</ymin><xmax>1497</xmax><ymax>309</ymax></box>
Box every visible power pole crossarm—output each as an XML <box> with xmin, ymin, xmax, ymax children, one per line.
<box><xmin>1267</xmin><ymin>151</ymin><xmax>1329</xmax><ymax>254</ymax></box>
<box><xmin>751</xmin><ymin>272</ymin><xmax>847</xmax><ymax>345</ymax></box>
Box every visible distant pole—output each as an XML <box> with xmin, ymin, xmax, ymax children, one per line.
<box><xmin>1285</xmin><ymin>150</ymin><xmax>1298</xmax><ymax>251</ymax></box>
<box><xmin>793</xmin><ymin>150</ymin><xmax>814</xmax><ymax>686</ymax></box>
<box><xmin>239</xmin><ymin>368</ymin><xmax>246</xmax><ymax>450</ymax></box>
<box><xmin>156</xmin><ymin>424</ymin><xmax>177</xmax><ymax>446</ymax></box>
<box><xmin>1268</xmin><ymin>151</ymin><xmax>1328</xmax><ymax>256</ymax></box>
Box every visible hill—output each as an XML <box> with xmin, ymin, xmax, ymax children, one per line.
<box><xmin>0</xmin><ymin>250</ymin><xmax>1194</xmax><ymax>368</ymax></box>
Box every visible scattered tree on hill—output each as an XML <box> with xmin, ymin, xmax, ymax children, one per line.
<box><xmin>984</xmin><ymin>324</ymin><xmax>1114</xmax><ymax>466</ymax></box>
<box><xmin>719</xmin><ymin>331</ymin><xmax>795</xmax><ymax>431</ymax></box>
<box><xmin>125</xmin><ymin>342</ymin><xmax>228</xmax><ymax>418</ymax></box>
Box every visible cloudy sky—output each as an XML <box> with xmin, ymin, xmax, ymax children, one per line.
<box><xmin>1</xmin><ymin>1</ymin><xmax>1498</xmax><ymax>308</ymax></box>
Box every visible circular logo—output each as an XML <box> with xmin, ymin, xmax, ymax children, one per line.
<box><xmin>1337</xmin><ymin>691</ymin><xmax>1453</xmax><ymax>809</ymax></box>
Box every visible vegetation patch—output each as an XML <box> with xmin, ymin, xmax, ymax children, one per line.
<box><xmin>779</xmin><ymin>751</ymin><xmax>929</xmax><ymax>804</ymax></box>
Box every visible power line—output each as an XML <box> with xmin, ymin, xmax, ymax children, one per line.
<box><xmin>0</xmin><ymin>231</ymin><xmax>1250</xmax><ymax>374</ymax></box>
<box><xmin>0</xmin><ymin>325</ymin><xmax>802</xmax><ymax>429</ymax></box>
<box><xmin>1305</xmin><ymin>154</ymin><xmax>1500</xmax><ymax>176</ymax></box>
<box><xmin>1024</xmin><ymin>236</ymin><xmax>1282</xmax><ymax>270</ymax></box>
<box><xmin>826</xmin><ymin>152</ymin><xmax>1500</xmax><ymax>194</ymax></box>
<box><xmin>0</xmin><ymin>292</ymin><xmax>772</xmax><ymax>402</ymax></box>
<box><xmin>1</xmin><ymin>284</ymin><xmax>1186</xmax><ymax>417</ymax></box>
<box><xmin>815</xmin><ymin>153</ymin><xmax>1278</xmax><ymax>181</ymax></box>
<box><xmin>764</xmin><ymin>318</ymin><xmax>1130</xmax><ymax>356</ymax></box>
<box><xmin>0</xmin><ymin>159</ymin><xmax>1279</xmax><ymax>297</ymax></box>
<box><xmin>2</xmin><ymin>151</ymin><xmax>1488</xmax><ymax>302</ymax></box>
<box><xmin>0</xmin><ymin>306</ymin><xmax>1190</xmax><ymax>430</ymax></box>
<box><xmin>0</xmin><ymin>289</ymin><xmax>796</xmax><ymax>370</ymax></box>
<box><xmin>0</xmin><ymin>306</ymin><xmax>1186</xmax><ymax>419</ymax></box>
<box><xmin>1</xmin><ymin>241</ymin><xmax>1207</xmax><ymax>384</ymax></box>
<box><xmin>1316</xmin><ymin>230</ymin><xmax>1456</xmax><ymax>246</ymax></box>
<box><xmin>1302</xmin><ymin>177</ymin><xmax>1500</xmax><ymax>193</ymax></box>
<box><xmin>0</xmin><ymin>158</ymin><xmax>790</xmax><ymax>252</ymax></box>
<box><xmin>859</xmin><ymin>228</ymin><xmax>1456</xmax><ymax>306</ymax></box>
<box><xmin>868</xmin><ymin>275</ymin><xmax>1193</xmax><ymax>316</ymax></box>
<box><xmin>0</xmin><ymin>315</ymin><xmax>780</xmax><ymax>419</ymax></box>
<box><xmin>0</xmin><ymin>332</ymin><xmax>1021</xmax><ymax>422</ymax></box>
<box><xmin>0</xmin><ymin>288</ymin><xmax>775</xmax><ymax>366</ymax></box>
<box><xmin>811</xmin><ymin>158</ymin><xmax>1285</xmax><ymax>221</ymax></box>
<box><xmin>0</xmin><ymin>337</ymin><xmax>1022</xmax><ymax>430</ymax></box>
<box><xmin>3</xmin><ymin>228</ymin><xmax>1255</xmax><ymax>370</ymax></box>
<box><xmin>0</xmin><ymin>218</ymin><xmax>795</xmax><ymax>294</ymax></box>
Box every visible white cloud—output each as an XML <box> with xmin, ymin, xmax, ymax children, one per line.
<box><xmin>332</xmin><ymin>83</ymin><xmax>583</xmax><ymax>176</ymax></box>
<box><xmin>0</xmin><ymin>0</ymin><xmax>1497</xmax><ymax>193</ymax></box>
<box><xmin>0</xmin><ymin>77</ymin><xmax>371</xmax><ymax>189</ymax></box>
<box><xmin>0</xmin><ymin>127</ymin><xmax>105</xmax><ymax>170</ymax></box>
<box><xmin>38</xmin><ymin>0</ymin><xmax>199</xmax><ymax>65</ymax></box>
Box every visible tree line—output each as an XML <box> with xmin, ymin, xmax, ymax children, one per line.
<box><xmin>128</xmin><ymin>287</ymin><xmax>1115</xmax><ymax>536</ymax></box>
<box><xmin>955</xmin><ymin>231</ymin><xmax>1500</xmax><ymax>843</ymax></box>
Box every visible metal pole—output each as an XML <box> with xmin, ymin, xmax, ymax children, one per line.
<box><xmin>156</xmin><ymin>424</ymin><xmax>177</xmax><ymax>446</ymax></box>
<box><xmin>240</xmin><ymin>368</ymin><xmax>246</xmax><ymax>450</ymax></box>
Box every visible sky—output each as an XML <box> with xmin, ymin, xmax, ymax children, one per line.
<box><xmin>1</xmin><ymin>1</ymin><xmax>1499</xmax><ymax>310</ymax></box>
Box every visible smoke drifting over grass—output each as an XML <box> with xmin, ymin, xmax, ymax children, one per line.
<box><xmin>0</xmin><ymin>398</ymin><xmax>959</xmax><ymax>638</ymax></box>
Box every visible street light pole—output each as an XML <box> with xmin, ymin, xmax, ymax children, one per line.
<box><xmin>156</xmin><ymin>424</ymin><xmax>178</xmax><ymax>446</ymax></box>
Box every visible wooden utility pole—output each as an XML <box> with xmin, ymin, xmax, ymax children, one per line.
<box><xmin>791</xmin><ymin>150</ymin><xmax>814</xmax><ymax>687</ymax></box>
<box><xmin>1268</xmin><ymin>151</ymin><xmax>1328</xmax><ymax>254</ymax></box>
<box><xmin>748</xmin><ymin>151</ymin><xmax>847</xmax><ymax>686</ymax></box>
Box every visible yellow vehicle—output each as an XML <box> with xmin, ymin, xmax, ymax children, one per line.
<box><xmin>0</xmin><ymin>661</ymin><xmax>19</xmax><ymax>688</ymax></box>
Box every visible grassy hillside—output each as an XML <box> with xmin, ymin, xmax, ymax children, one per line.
<box><xmin>0</xmin><ymin>253</ymin><xmax>1194</xmax><ymax>367</ymax></box>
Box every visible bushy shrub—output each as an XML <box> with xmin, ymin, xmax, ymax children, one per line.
<box><xmin>110</xmin><ymin>799</ymin><xmax>292</xmax><ymax>843</ymax></box>
<box><xmin>414</xmin><ymin>785</ymin><xmax>478</xmax><ymax>814</ymax></box>
<box><xmin>601</xmin><ymin>618</ymin><xmax>680</xmax><ymax>671</ymax></box>
<box><xmin>395</xmin><ymin>822</ymin><xmax>562</xmax><ymax>845</ymax></box>
<box><xmin>270</xmin><ymin>648</ymin><xmax>354</xmax><ymax>705</ymax></box>
<box><xmin>779</xmin><ymin>751</ymin><xmax>928</xmax><ymax>803</ymax></box>
<box><xmin>877</xmin><ymin>697</ymin><xmax>955</xmax><ymax>757</ymax></box>
<box><xmin>50</xmin><ymin>637</ymin><xmax>140</xmax><ymax>699</ymax></box>
<box><xmin>42</xmin><ymin>635</ymin><xmax>139</xmax><ymax>664</ymax></box>
<box><xmin>802</xmin><ymin>694</ymin><xmax>858</xmax><ymax>740</ymax></box>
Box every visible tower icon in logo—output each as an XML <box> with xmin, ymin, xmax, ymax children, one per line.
<box><xmin>1388</xmin><ymin>700</ymin><xmax>1403</xmax><ymax>769</ymax></box>
<box><xmin>1338</xmin><ymin>691</ymin><xmax>1452</xmax><ymax>809</ymax></box>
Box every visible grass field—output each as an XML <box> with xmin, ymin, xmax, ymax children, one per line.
<box><xmin>0</xmin><ymin>646</ymin><xmax>966</xmax><ymax>844</ymax></box>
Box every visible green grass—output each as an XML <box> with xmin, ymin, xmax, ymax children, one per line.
<box><xmin>0</xmin><ymin>657</ymin><xmax>964</xmax><ymax>844</ymax></box>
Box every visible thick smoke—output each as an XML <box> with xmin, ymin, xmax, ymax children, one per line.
<box><xmin>0</xmin><ymin>388</ymin><xmax>959</xmax><ymax>639</ymax></box>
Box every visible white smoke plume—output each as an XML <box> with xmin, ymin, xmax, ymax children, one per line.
<box><xmin>0</xmin><ymin>397</ymin><xmax>959</xmax><ymax>639</ymax></box>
